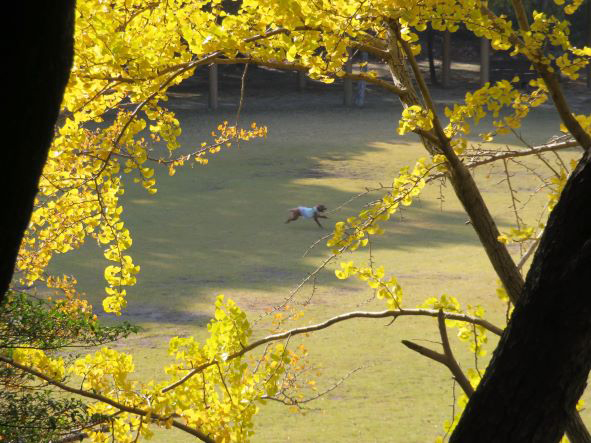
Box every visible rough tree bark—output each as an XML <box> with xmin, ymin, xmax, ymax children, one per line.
<box><xmin>1</xmin><ymin>1</ymin><xmax>75</xmax><ymax>304</ymax></box>
<box><xmin>450</xmin><ymin>150</ymin><xmax>591</xmax><ymax>442</ymax></box>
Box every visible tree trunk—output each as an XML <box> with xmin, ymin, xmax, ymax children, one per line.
<box><xmin>427</xmin><ymin>27</ymin><xmax>439</xmax><ymax>86</ymax></box>
<box><xmin>344</xmin><ymin>50</ymin><xmax>353</xmax><ymax>106</ymax></box>
<box><xmin>441</xmin><ymin>31</ymin><xmax>451</xmax><ymax>88</ymax></box>
<box><xmin>1</xmin><ymin>1</ymin><xmax>75</xmax><ymax>304</ymax></box>
<box><xmin>355</xmin><ymin>51</ymin><xmax>368</xmax><ymax>106</ymax></box>
<box><xmin>480</xmin><ymin>37</ymin><xmax>490</xmax><ymax>86</ymax></box>
<box><xmin>450</xmin><ymin>150</ymin><xmax>591</xmax><ymax>443</ymax></box>
<box><xmin>297</xmin><ymin>70</ymin><xmax>306</xmax><ymax>91</ymax></box>
<box><xmin>208</xmin><ymin>64</ymin><xmax>218</xmax><ymax>109</ymax></box>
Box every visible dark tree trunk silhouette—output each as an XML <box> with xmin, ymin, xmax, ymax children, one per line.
<box><xmin>451</xmin><ymin>150</ymin><xmax>591</xmax><ymax>442</ymax></box>
<box><xmin>587</xmin><ymin>0</ymin><xmax>591</xmax><ymax>89</ymax></box>
<box><xmin>1</xmin><ymin>1</ymin><xmax>75</xmax><ymax>303</ymax></box>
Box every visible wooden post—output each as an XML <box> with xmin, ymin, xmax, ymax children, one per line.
<box><xmin>480</xmin><ymin>37</ymin><xmax>490</xmax><ymax>86</ymax></box>
<box><xmin>442</xmin><ymin>30</ymin><xmax>451</xmax><ymax>88</ymax></box>
<box><xmin>297</xmin><ymin>71</ymin><xmax>306</xmax><ymax>91</ymax></box>
<box><xmin>344</xmin><ymin>51</ymin><xmax>353</xmax><ymax>106</ymax></box>
<box><xmin>208</xmin><ymin>64</ymin><xmax>218</xmax><ymax>110</ymax></box>
<box><xmin>355</xmin><ymin>51</ymin><xmax>368</xmax><ymax>107</ymax></box>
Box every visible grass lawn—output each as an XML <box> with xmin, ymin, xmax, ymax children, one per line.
<box><xmin>48</xmin><ymin>70</ymin><xmax>590</xmax><ymax>442</ymax></box>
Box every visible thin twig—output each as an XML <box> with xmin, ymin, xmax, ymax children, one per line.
<box><xmin>472</xmin><ymin>323</ymin><xmax>482</xmax><ymax>378</ymax></box>
<box><xmin>502</xmin><ymin>158</ymin><xmax>524</xmax><ymax>254</ymax></box>
<box><xmin>235</xmin><ymin>63</ymin><xmax>249</xmax><ymax>149</ymax></box>
<box><xmin>442</xmin><ymin>379</ymin><xmax>458</xmax><ymax>442</ymax></box>
<box><xmin>516</xmin><ymin>232</ymin><xmax>543</xmax><ymax>272</ymax></box>
<box><xmin>263</xmin><ymin>365</ymin><xmax>365</xmax><ymax>406</ymax></box>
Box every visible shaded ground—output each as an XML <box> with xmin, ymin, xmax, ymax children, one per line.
<box><xmin>168</xmin><ymin>50</ymin><xmax>591</xmax><ymax>115</ymax></box>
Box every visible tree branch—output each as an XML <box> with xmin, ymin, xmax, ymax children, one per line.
<box><xmin>487</xmin><ymin>2</ymin><xmax>591</xmax><ymax>152</ymax></box>
<box><xmin>213</xmin><ymin>57</ymin><xmax>408</xmax><ymax>97</ymax></box>
<box><xmin>394</xmin><ymin>23</ymin><xmax>525</xmax><ymax>305</ymax></box>
<box><xmin>402</xmin><ymin>310</ymin><xmax>475</xmax><ymax>398</ymax></box>
<box><xmin>162</xmin><ymin>308</ymin><xmax>502</xmax><ymax>393</ymax></box>
<box><xmin>437</xmin><ymin>309</ymin><xmax>475</xmax><ymax>397</ymax></box>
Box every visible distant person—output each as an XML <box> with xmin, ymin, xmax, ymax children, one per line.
<box><xmin>285</xmin><ymin>204</ymin><xmax>328</xmax><ymax>228</ymax></box>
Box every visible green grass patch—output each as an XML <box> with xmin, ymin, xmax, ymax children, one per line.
<box><xmin>48</xmin><ymin>92</ymin><xmax>587</xmax><ymax>442</ymax></box>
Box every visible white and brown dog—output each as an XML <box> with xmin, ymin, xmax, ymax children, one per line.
<box><xmin>285</xmin><ymin>204</ymin><xmax>328</xmax><ymax>228</ymax></box>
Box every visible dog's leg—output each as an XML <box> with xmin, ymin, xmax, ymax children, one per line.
<box><xmin>285</xmin><ymin>209</ymin><xmax>300</xmax><ymax>224</ymax></box>
<box><xmin>313</xmin><ymin>215</ymin><xmax>324</xmax><ymax>228</ymax></box>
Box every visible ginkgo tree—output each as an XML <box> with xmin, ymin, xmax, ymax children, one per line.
<box><xmin>2</xmin><ymin>0</ymin><xmax>591</xmax><ymax>442</ymax></box>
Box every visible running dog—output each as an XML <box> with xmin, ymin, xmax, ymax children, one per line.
<box><xmin>285</xmin><ymin>204</ymin><xmax>328</xmax><ymax>228</ymax></box>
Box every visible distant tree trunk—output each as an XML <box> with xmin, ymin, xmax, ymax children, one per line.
<box><xmin>480</xmin><ymin>37</ymin><xmax>490</xmax><ymax>86</ymax></box>
<box><xmin>297</xmin><ymin>71</ymin><xmax>306</xmax><ymax>91</ymax></box>
<box><xmin>426</xmin><ymin>27</ymin><xmax>439</xmax><ymax>86</ymax></box>
<box><xmin>441</xmin><ymin>31</ymin><xmax>451</xmax><ymax>88</ymax></box>
<box><xmin>450</xmin><ymin>150</ymin><xmax>591</xmax><ymax>443</ymax></box>
<box><xmin>344</xmin><ymin>50</ymin><xmax>353</xmax><ymax>106</ymax></box>
<box><xmin>1</xmin><ymin>1</ymin><xmax>75</xmax><ymax>304</ymax></box>
<box><xmin>355</xmin><ymin>51</ymin><xmax>368</xmax><ymax>107</ymax></box>
<box><xmin>208</xmin><ymin>64</ymin><xmax>219</xmax><ymax>109</ymax></box>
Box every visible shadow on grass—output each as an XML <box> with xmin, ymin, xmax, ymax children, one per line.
<box><xmin>51</xmin><ymin>171</ymin><xmax>487</xmax><ymax>326</ymax></box>
<box><xmin>48</xmin><ymin>73</ymin><xmax>541</xmax><ymax>326</ymax></box>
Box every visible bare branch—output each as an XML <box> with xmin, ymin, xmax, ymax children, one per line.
<box><xmin>401</xmin><ymin>340</ymin><xmax>447</xmax><ymax>365</ymax></box>
<box><xmin>437</xmin><ymin>310</ymin><xmax>474</xmax><ymax>397</ymax></box>
<box><xmin>402</xmin><ymin>311</ymin><xmax>474</xmax><ymax>397</ymax></box>
<box><xmin>463</xmin><ymin>139</ymin><xmax>580</xmax><ymax>166</ymax></box>
<box><xmin>263</xmin><ymin>366</ymin><xmax>365</xmax><ymax>406</ymax></box>
<box><xmin>253</xmin><ymin>252</ymin><xmax>338</xmax><ymax>323</ymax></box>
<box><xmin>213</xmin><ymin>57</ymin><xmax>408</xmax><ymax>97</ymax></box>
<box><xmin>162</xmin><ymin>308</ymin><xmax>502</xmax><ymax>393</ymax></box>
<box><xmin>516</xmin><ymin>232</ymin><xmax>543</xmax><ymax>272</ymax></box>
<box><xmin>487</xmin><ymin>2</ymin><xmax>591</xmax><ymax>151</ymax></box>
<box><xmin>395</xmin><ymin>23</ymin><xmax>525</xmax><ymax>305</ymax></box>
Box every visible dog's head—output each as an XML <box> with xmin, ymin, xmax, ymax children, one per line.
<box><xmin>316</xmin><ymin>204</ymin><xmax>327</xmax><ymax>212</ymax></box>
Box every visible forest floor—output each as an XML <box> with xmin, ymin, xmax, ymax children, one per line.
<box><xmin>49</xmin><ymin>59</ymin><xmax>591</xmax><ymax>442</ymax></box>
